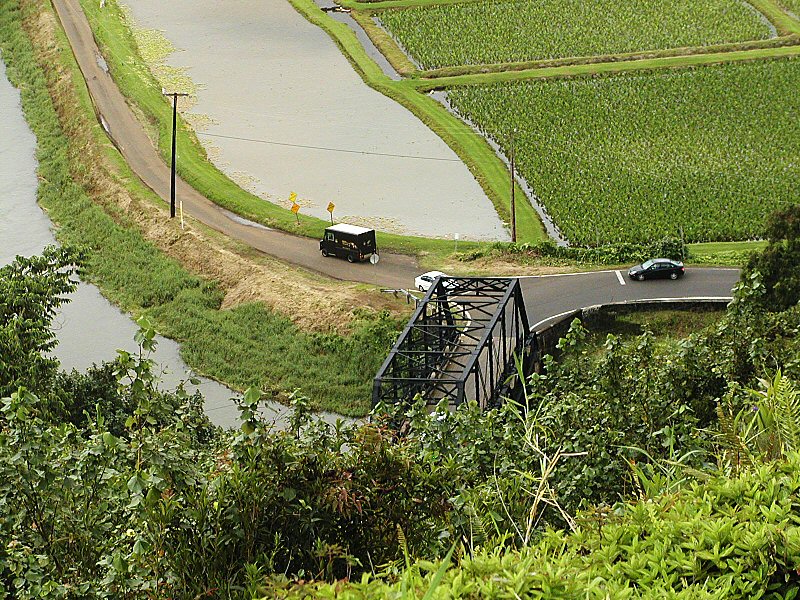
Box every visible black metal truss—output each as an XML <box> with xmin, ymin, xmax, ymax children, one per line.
<box><xmin>373</xmin><ymin>277</ymin><xmax>538</xmax><ymax>410</ymax></box>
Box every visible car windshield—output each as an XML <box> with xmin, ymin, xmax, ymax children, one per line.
<box><xmin>641</xmin><ymin>259</ymin><xmax>655</xmax><ymax>269</ymax></box>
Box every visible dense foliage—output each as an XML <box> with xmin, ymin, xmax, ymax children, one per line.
<box><xmin>446</xmin><ymin>59</ymin><xmax>800</xmax><ymax>245</ymax></box>
<box><xmin>457</xmin><ymin>237</ymin><xmax>686</xmax><ymax>264</ymax></box>
<box><xmin>1</xmin><ymin>237</ymin><xmax>798</xmax><ymax>596</ymax></box>
<box><xmin>379</xmin><ymin>0</ymin><xmax>771</xmax><ymax>69</ymax></box>
<box><xmin>275</xmin><ymin>457</ymin><xmax>800</xmax><ymax>598</ymax></box>
<box><xmin>0</xmin><ymin>246</ymin><xmax>82</xmax><ymax>398</ymax></box>
<box><xmin>743</xmin><ymin>203</ymin><xmax>800</xmax><ymax>312</ymax></box>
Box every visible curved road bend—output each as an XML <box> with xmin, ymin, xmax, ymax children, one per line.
<box><xmin>519</xmin><ymin>268</ymin><xmax>741</xmax><ymax>329</ymax></box>
<box><xmin>51</xmin><ymin>0</ymin><xmax>743</xmax><ymax>315</ymax></box>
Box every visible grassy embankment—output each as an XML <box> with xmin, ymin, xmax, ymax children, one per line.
<box><xmin>1</xmin><ymin>0</ymin><xmax>403</xmax><ymax>416</ymax></box>
<box><xmin>409</xmin><ymin>44</ymin><xmax>800</xmax><ymax>90</ymax></box>
<box><xmin>79</xmin><ymin>0</ymin><xmax>547</xmax><ymax>259</ymax></box>
<box><xmin>582</xmin><ymin>308</ymin><xmax>726</xmax><ymax>355</ymax></box>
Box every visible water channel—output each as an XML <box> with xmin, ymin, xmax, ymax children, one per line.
<box><xmin>121</xmin><ymin>0</ymin><xmax>509</xmax><ymax>241</ymax></box>
<box><xmin>0</xmin><ymin>57</ymin><xmax>337</xmax><ymax>429</ymax></box>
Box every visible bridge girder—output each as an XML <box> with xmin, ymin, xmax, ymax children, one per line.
<box><xmin>373</xmin><ymin>277</ymin><xmax>537</xmax><ymax>410</ymax></box>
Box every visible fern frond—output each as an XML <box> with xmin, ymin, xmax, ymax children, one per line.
<box><xmin>765</xmin><ymin>371</ymin><xmax>800</xmax><ymax>454</ymax></box>
<box><xmin>715</xmin><ymin>401</ymin><xmax>753</xmax><ymax>471</ymax></box>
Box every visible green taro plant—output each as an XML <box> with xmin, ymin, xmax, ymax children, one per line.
<box><xmin>446</xmin><ymin>60</ymin><xmax>800</xmax><ymax>245</ymax></box>
<box><xmin>379</xmin><ymin>0</ymin><xmax>773</xmax><ymax>69</ymax></box>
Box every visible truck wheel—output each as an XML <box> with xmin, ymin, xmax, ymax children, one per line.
<box><xmin>321</xmin><ymin>249</ymin><xmax>329</xmax><ymax>257</ymax></box>
<box><xmin>347</xmin><ymin>254</ymin><xmax>355</xmax><ymax>263</ymax></box>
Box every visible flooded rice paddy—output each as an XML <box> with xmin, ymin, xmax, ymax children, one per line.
<box><xmin>121</xmin><ymin>0</ymin><xmax>509</xmax><ymax>240</ymax></box>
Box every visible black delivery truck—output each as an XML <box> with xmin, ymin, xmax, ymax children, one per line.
<box><xmin>320</xmin><ymin>224</ymin><xmax>377</xmax><ymax>263</ymax></box>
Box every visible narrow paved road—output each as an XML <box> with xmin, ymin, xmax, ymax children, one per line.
<box><xmin>519</xmin><ymin>268</ymin><xmax>741</xmax><ymax>328</ymax></box>
<box><xmin>51</xmin><ymin>0</ymin><xmax>418</xmax><ymax>289</ymax></box>
<box><xmin>51</xmin><ymin>0</ymin><xmax>743</xmax><ymax>318</ymax></box>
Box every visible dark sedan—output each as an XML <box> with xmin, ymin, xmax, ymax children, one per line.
<box><xmin>628</xmin><ymin>258</ymin><xmax>685</xmax><ymax>281</ymax></box>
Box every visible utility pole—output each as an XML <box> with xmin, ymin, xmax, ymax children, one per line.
<box><xmin>163</xmin><ymin>90</ymin><xmax>189</xmax><ymax>219</ymax></box>
<box><xmin>509</xmin><ymin>128</ymin><xmax>517</xmax><ymax>243</ymax></box>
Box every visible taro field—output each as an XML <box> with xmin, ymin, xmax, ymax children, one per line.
<box><xmin>445</xmin><ymin>59</ymin><xmax>800</xmax><ymax>245</ymax></box>
<box><xmin>378</xmin><ymin>0</ymin><xmax>774</xmax><ymax>69</ymax></box>
<box><xmin>780</xmin><ymin>0</ymin><xmax>800</xmax><ymax>16</ymax></box>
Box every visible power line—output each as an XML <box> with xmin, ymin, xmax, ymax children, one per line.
<box><xmin>196</xmin><ymin>131</ymin><xmax>461</xmax><ymax>162</ymax></box>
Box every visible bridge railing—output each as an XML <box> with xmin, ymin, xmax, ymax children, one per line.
<box><xmin>373</xmin><ymin>277</ymin><xmax>537</xmax><ymax>409</ymax></box>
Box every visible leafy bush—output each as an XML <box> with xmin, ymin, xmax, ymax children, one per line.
<box><xmin>458</xmin><ymin>237</ymin><xmax>686</xmax><ymax>264</ymax></box>
<box><xmin>0</xmin><ymin>246</ymin><xmax>83</xmax><ymax>398</ymax></box>
<box><xmin>275</xmin><ymin>455</ymin><xmax>800</xmax><ymax>598</ymax></box>
<box><xmin>743</xmin><ymin>203</ymin><xmax>800</xmax><ymax>312</ymax></box>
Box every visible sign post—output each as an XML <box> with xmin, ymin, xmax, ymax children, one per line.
<box><xmin>289</xmin><ymin>191</ymin><xmax>300</xmax><ymax>224</ymax></box>
<box><xmin>327</xmin><ymin>202</ymin><xmax>335</xmax><ymax>225</ymax></box>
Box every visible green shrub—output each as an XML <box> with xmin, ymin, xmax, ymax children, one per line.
<box><xmin>459</xmin><ymin>237</ymin><xmax>686</xmax><ymax>265</ymax></box>
<box><xmin>276</xmin><ymin>455</ymin><xmax>800</xmax><ymax>598</ymax></box>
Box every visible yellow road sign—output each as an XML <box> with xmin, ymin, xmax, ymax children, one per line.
<box><xmin>327</xmin><ymin>202</ymin><xmax>335</xmax><ymax>213</ymax></box>
<box><xmin>289</xmin><ymin>191</ymin><xmax>297</xmax><ymax>204</ymax></box>
<box><xmin>291</xmin><ymin>203</ymin><xmax>300</xmax><ymax>214</ymax></box>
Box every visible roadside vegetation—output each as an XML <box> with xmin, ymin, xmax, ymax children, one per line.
<box><xmin>379</xmin><ymin>0</ymin><xmax>772</xmax><ymax>68</ymax></box>
<box><xmin>578</xmin><ymin>307</ymin><xmax>726</xmax><ymax>354</ymax></box>
<box><xmin>1</xmin><ymin>205</ymin><xmax>798</xmax><ymax>596</ymax></box>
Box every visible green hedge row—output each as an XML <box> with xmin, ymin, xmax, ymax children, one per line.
<box><xmin>459</xmin><ymin>237</ymin><xmax>686</xmax><ymax>265</ymax></box>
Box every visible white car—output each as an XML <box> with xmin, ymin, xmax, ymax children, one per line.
<box><xmin>414</xmin><ymin>270</ymin><xmax>450</xmax><ymax>292</ymax></box>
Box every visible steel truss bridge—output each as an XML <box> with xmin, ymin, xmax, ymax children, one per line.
<box><xmin>373</xmin><ymin>277</ymin><xmax>537</xmax><ymax>409</ymax></box>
